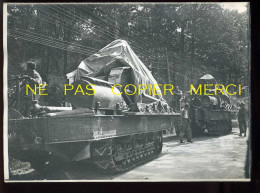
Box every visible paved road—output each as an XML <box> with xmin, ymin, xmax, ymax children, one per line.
<box><xmin>9</xmin><ymin>123</ymin><xmax>249</xmax><ymax>181</ymax></box>
<box><xmin>114</xmin><ymin>127</ymin><xmax>248</xmax><ymax>181</ymax></box>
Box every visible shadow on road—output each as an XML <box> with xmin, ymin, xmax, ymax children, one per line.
<box><xmin>9</xmin><ymin>157</ymin><xmax>157</xmax><ymax>181</ymax></box>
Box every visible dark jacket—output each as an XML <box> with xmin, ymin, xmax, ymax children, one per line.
<box><xmin>27</xmin><ymin>70</ymin><xmax>42</xmax><ymax>86</ymax></box>
<box><xmin>238</xmin><ymin>107</ymin><xmax>247</xmax><ymax>122</ymax></box>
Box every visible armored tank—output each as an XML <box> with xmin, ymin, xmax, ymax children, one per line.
<box><xmin>8</xmin><ymin>40</ymin><xmax>181</xmax><ymax>173</ymax></box>
<box><xmin>189</xmin><ymin>74</ymin><xmax>233</xmax><ymax>136</ymax></box>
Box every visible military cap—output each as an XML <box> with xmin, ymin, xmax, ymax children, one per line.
<box><xmin>27</xmin><ymin>62</ymin><xmax>36</xmax><ymax>70</ymax></box>
<box><xmin>185</xmin><ymin>103</ymin><xmax>190</xmax><ymax>108</ymax></box>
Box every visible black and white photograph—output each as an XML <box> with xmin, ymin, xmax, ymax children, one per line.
<box><xmin>3</xmin><ymin>2</ymin><xmax>250</xmax><ymax>182</ymax></box>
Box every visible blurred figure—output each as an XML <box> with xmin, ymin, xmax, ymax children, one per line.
<box><xmin>22</xmin><ymin>62</ymin><xmax>43</xmax><ymax>116</ymax></box>
<box><xmin>25</xmin><ymin>62</ymin><xmax>42</xmax><ymax>86</ymax></box>
<box><xmin>190</xmin><ymin>95</ymin><xmax>201</xmax><ymax>132</ymax></box>
<box><xmin>190</xmin><ymin>95</ymin><xmax>201</xmax><ymax>109</ymax></box>
<box><xmin>174</xmin><ymin>86</ymin><xmax>183</xmax><ymax>112</ymax></box>
<box><xmin>238</xmin><ymin>102</ymin><xmax>247</xmax><ymax>137</ymax></box>
<box><xmin>179</xmin><ymin>104</ymin><xmax>193</xmax><ymax>143</ymax></box>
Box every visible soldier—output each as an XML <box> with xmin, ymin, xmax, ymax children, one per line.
<box><xmin>179</xmin><ymin>103</ymin><xmax>193</xmax><ymax>143</ymax></box>
<box><xmin>25</xmin><ymin>62</ymin><xmax>42</xmax><ymax>86</ymax></box>
<box><xmin>174</xmin><ymin>86</ymin><xmax>183</xmax><ymax>112</ymax></box>
<box><xmin>190</xmin><ymin>95</ymin><xmax>201</xmax><ymax>109</ymax></box>
<box><xmin>190</xmin><ymin>95</ymin><xmax>201</xmax><ymax>130</ymax></box>
<box><xmin>22</xmin><ymin>62</ymin><xmax>43</xmax><ymax>116</ymax></box>
<box><xmin>238</xmin><ymin>102</ymin><xmax>247</xmax><ymax>137</ymax></box>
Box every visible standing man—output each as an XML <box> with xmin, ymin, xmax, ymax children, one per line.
<box><xmin>190</xmin><ymin>95</ymin><xmax>201</xmax><ymax>108</ymax></box>
<box><xmin>174</xmin><ymin>86</ymin><xmax>183</xmax><ymax>112</ymax></box>
<box><xmin>25</xmin><ymin>62</ymin><xmax>42</xmax><ymax>86</ymax></box>
<box><xmin>24</xmin><ymin>62</ymin><xmax>43</xmax><ymax>101</ymax></box>
<box><xmin>238</xmin><ymin>102</ymin><xmax>247</xmax><ymax>137</ymax></box>
<box><xmin>179</xmin><ymin>104</ymin><xmax>193</xmax><ymax>143</ymax></box>
<box><xmin>190</xmin><ymin>95</ymin><xmax>201</xmax><ymax>132</ymax></box>
<box><xmin>22</xmin><ymin>62</ymin><xmax>43</xmax><ymax>116</ymax></box>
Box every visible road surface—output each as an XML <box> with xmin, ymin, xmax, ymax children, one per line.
<box><xmin>9</xmin><ymin>123</ymin><xmax>249</xmax><ymax>181</ymax></box>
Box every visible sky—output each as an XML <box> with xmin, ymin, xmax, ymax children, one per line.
<box><xmin>221</xmin><ymin>2</ymin><xmax>248</xmax><ymax>13</ymax></box>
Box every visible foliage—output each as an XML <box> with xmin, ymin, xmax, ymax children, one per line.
<box><xmin>7</xmin><ymin>3</ymin><xmax>249</xmax><ymax>90</ymax></box>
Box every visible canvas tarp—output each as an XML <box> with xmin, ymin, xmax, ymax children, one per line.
<box><xmin>196</xmin><ymin>74</ymin><xmax>217</xmax><ymax>85</ymax></box>
<box><xmin>195</xmin><ymin>74</ymin><xmax>230</xmax><ymax>102</ymax></box>
<box><xmin>66</xmin><ymin>39</ymin><xmax>163</xmax><ymax>100</ymax></box>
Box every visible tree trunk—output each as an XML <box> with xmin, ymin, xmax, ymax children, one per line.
<box><xmin>165</xmin><ymin>47</ymin><xmax>171</xmax><ymax>83</ymax></box>
<box><xmin>191</xmin><ymin>27</ymin><xmax>195</xmax><ymax>83</ymax></box>
<box><xmin>180</xmin><ymin>22</ymin><xmax>186</xmax><ymax>88</ymax></box>
<box><xmin>63</xmin><ymin>23</ymin><xmax>68</xmax><ymax>75</ymax></box>
<box><xmin>64</xmin><ymin>50</ymin><xmax>68</xmax><ymax>75</ymax></box>
<box><xmin>221</xmin><ymin>62</ymin><xmax>226</xmax><ymax>85</ymax></box>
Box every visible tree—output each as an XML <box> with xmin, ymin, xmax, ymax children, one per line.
<box><xmin>7</xmin><ymin>3</ymin><xmax>249</xmax><ymax>92</ymax></box>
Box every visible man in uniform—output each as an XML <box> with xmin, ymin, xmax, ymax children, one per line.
<box><xmin>189</xmin><ymin>95</ymin><xmax>201</xmax><ymax>132</ymax></box>
<box><xmin>22</xmin><ymin>62</ymin><xmax>43</xmax><ymax>116</ymax></box>
<box><xmin>179</xmin><ymin>103</ymin><xmax>193</xmax><ymax>143</ymax></box>
<box><xmin>238</xmin><ymin>102</ymin><xmax>247</xmax><ymax>137</ymax></box>
<box><xmin>190</xmin><ymin>95</ymin><xmax>201</xmax><ymax>108</ymax></box>
<box><xmin>174</xmin><ymin>86</ymin><xmax>183</xmax><ymax>112</ymax></box>
<box><xmin>25</xmin><ymin>62</ymin><xmax>42</xmax><ymax>87</ymax></box>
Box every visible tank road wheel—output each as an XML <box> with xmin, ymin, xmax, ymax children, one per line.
<box><xmin>222</xmin><ymin>120</ymin><xmax>232</xmax><ymax>134</ymax></box>
<box><xmin>143</xmin><ymin>146</ymin><xmax>147</xmax><ymax>158</ymax></box>
<box><xmin>135</xmin><ymin>148</ymin><xmax>141</xmax><ymax>161</ymax></box>
<box><xmin>150</xmin><ymin>149</ymin><xmax>154</xmax><ymax>157</ymax></box>
<box><xmin>206</xmin><ymin>121</ymin><xmax>217</xmax><ymax>136</ymax></box>
<box><xmin>220</xmin><ymin>120</ymin><xmax>231</xmax><ymax>135</ymax></box>
<box><xmin>216</xmin><ymin>121</ymin><xmax>223</xmax><ymax>136</ymax></box>
<box><xmin>139</xmin><ymin>148</ymin><xmax>144</xmax><ymax>160</ymax></box>
<box><xmin>227</xmin><ymin>120</ymin><xmax>232</xmax><ymax>134</ymax></box>
<box><xmin>130</xmin><ymin>150</ymin><xmax>136</xmax><ymax>164</ymax></box>
<box><xmin>126</xmin><ymin>152</ymin><xmax>131</xmax><ymax>166</ymax></box>
<box><xmin>219</xmin><ymin>120</ymin><xmax>232</xmax><ymax>135</ymax></box>
<box><xmin>154</xmin><ymin>132</ymin><xmax>163</xmax><ymax>154</ymax></box>
<box><xmin>215</xmin><ymin>121</ymin><xmax>223</xmax><ymax>136</ymax></box>
<box><xmin>147</xmin><ymin>149</ymin><xmax>151</xmax><ymax>158</ymax></box>
<box><xmin>119</xmin><ymin>158</ymin><xmax>129</xmax><ymax>172</ymax></box>
<box><xmin>118</xmin><ymin>159</ymin><xmax>126</xmax><ymax>172</ymax></box>
<box><xmin>207</xmin><ymin>120</ymin><xmax>232</xmax><ymax>136</ymax></box>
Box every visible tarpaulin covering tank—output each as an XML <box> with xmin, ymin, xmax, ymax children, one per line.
<box><xmin>195</xmin><ymin>74</ymin><xmax>230</xmax><ymax>103</ymax></box>
<box><xmin>66</xmin><ymin>39</ymin><xmax>163</xmax><ymax>100</ymax></box>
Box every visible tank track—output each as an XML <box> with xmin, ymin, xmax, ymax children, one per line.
<box><xmin>91</xmin><ymin>131</ymin><xmax>162</xmax><ymax>173</ymax></box>
<box><xmin>206</xmin><ymin>120</ymin><xmax>232</xmax><ymax>136</ymax></box>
